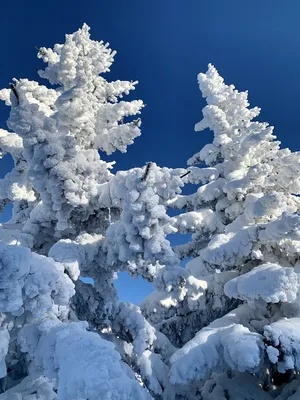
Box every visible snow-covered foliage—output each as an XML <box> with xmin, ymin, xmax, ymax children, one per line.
<box><xmin>147</xmin><ymin>64</ymin><xmax>300</xmax><ymax>399</ymax></box>
<box><xmin>0</xmin><ymin>25</ymin><xmax>171</xmax><ymax>399</ymax></box>
<box><xmin>2</xmin><ymin>23</ymin><xmax>300</xmax><ymax>400</ymax></box>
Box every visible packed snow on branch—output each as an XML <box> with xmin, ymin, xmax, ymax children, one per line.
<box><xmin>1</xmin><ymin>24</ymin><xmax>300</xmax><ymax>400</ymax></box>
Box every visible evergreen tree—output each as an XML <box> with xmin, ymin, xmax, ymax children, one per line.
<box><xmin>164</xmin><ymin>65</ymin><xmax>300</xmax><ymax>399</ymax></box>
<box><xmin>0</xmin><ymin>24</ymin><xmax>179</xmax><ymax>399</ymax></box>
<box><xmin>2</xmin><ymin>24</ymin><xmax>300</xmax><ymax>400</ymax></box>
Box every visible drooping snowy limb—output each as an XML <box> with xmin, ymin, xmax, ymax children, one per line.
<box><xmin>70</xmin><ymin>279</ymin><xmax>179</xmax><ymax>396</ymax></box>
<box><xmin>136</xmin><ymin>351</ymin><xmax>177</xmax><ymax>400</ymax></box>
<box><xmin>111</xmin><ymin>302</ymin><xmax>157</xmax><ymax>356</ymax></box>
<box><xmin>112</xmin><ymin>301</ymin><xmax>176</xmax><ymax>357</ymax></box>
<box><xmin>48</xmin><ymin>231</ymin><xmax>120</xmax><ymax>332</ymax></box>
<box><xmin>0</xmin><ymin>241</ymin><xmax>74</xmax><ymax>318</ymax></box>
<box><xmin>107</xmin><ymin>332</ymin><xmax>177</xmax><ymax>400</ymax></box>
<box><xmin>141</xmin><ymin>266</ymin><xmax>241</xmax><ymax>348</ymax></box>
<box><xmin>264</xmin><ymin>318</ymin><xmax>300</xmax><ymax>374</ymax></box>
<box><xmin>0</xmin><ymin>375</ymin><xmax>58</xmax><ymax>400</ymax></box>
<box><xmin>169</xmin><ymin>304</ymin><xmax>264</xmax><ymax>385</ymax></box>
<box><xmin>110</xmin><ymin>302</ymin><xmax>181</xmax><ymax>399</ymax></box>
<box><xmin>200</xmin><ymin>372</ymin><xmax>274</xmax><ymax>400</ymax></box>
<box><xmin>0</xmin><ymin>239</ymin><xmax>75</xmax><ymax>390</ymax></box>
<box><xmin>48</xmin><ymin>225</ymin><xmax>179</xmax><ymax>398</ymax></box>
<box><xmin>57</xmin><ymin>280</ymin><xmax>177</xmax><ymax>398</ymax></box>
<box><xmin>18</xmin><ymin>319</ymin><xmax>151</xmax><ymax>400</ymax></box>
<box><xmin>170</xmin><ymin>209</ymin><xmax>223</xmax><ymax>235</ymax></box>
<box><xmin>49</xmin><ymin>231</ymin><xmax>104</xmax><ymax>280</ymax></box>
<box><xmin>0</xmin><ymin>329</ymin><xmax>9</xmax><ymax>380</ymax></box>
<box><xmin>0</xmin><ymin>129</ymin><xmax>36</xmax><ymax>226</ymax></box>
<box><xmin>225</xmin><ymin>263</ymin><xmax>300</xmax><ymax>308</ymax></box>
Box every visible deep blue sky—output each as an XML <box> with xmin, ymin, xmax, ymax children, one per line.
<box><xmin>1</xmin><ymin>1</ymin><xmax>300</xmax><ymax>303</ymax></box>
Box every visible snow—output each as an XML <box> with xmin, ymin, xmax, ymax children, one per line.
<box><xmin>148</xmin><ymin>62</ymin><xmax>300</xmax><ymax>397</ymax></box>
<box><xmin>186</xmin><ymin>166</ymin><xmax>219</xmax><ymax>184</ymax></box>
<box><xmin>170</xmin><ymin>306</ymin><xmax>264</xmax><ymax>384</ymax></box>
<box><xmin>19</xmin><ymin>319</ymin><xmax>151</xmax><ymax>400</ymax></box>
<box><xmin>200</xmin><ymin>227</ymin><xmax>258</xmax><ymax>270</ymax></box>
<box><xmin>0</xmin><ymin>375</ymin><xmax>58</xmax><ymax>400</ymax></box>
<box><xmin>49</xmin><ymin>232</ymin><xmax>103</xmax><ymax>280</ymax></box>
<box><xmin>172</xmin><ymin>209</ymin><xmax>220</xmax><ymax>234</ymax></box>
<box><xmin>264</xmin><ymin>318</ymin><xmax>300</xmax><ymax>373</ymax></box>
<box><xmin>0</xmin><ymin>24</ymin><xmax>155</xmax><ymax>399</ymax></box>
<box><xmin>225</xmin><ymin>263</ymin><xmax>300</xmax><ymax>306</ymax></box>
<box><xmin>200</xmin><ymin>373</ymin><xmax>273</xmax><ymax>400</ymax></box>
<box><xmin>0</xmin><ymin>329</ymin><xmax>9</xmax><ymax>379</ymax></box>
<box><xmin>0</xmin><ymin>241</ymin><xmax>74</xmax><ymax>317</ymax></box>
<box><xmin>0</xmin><ymin>23</ymin><xmax>143</xmax><ymax>246</ymax></box>
<box><xmin>1</xmin><ymin>26</ymin><xmax>300</xmax><ymax>398</ymax></box>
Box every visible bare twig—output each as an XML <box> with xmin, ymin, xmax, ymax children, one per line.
<box><xmin>34</xmin><ymin>45</ymin><xmax>46</xmax><ymax>56</ymax></box>
<box><xmin>141</xmin><ymin>162</ymin><xmax>152</xmax><ymax>181</ymax></box>
<box><xmin>132</xmin><ymin>118</ymin><xmax>141</xmax><ymax>127</ymax></box>
<box><xmin>180</xmin><ymin>171</ymin><xmax>191</xmax><ymax>179</ymax></box>
<box><xmin>9</xmin><ymin>83</ymin><xmax>19</xmax><ymax>104</ymax></box>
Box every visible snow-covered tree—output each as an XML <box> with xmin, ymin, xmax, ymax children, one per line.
<box><xmin>144</xmin><ymin>64</ymin><xmax>300</xmax><ymax>399</ymax></box>
<box><xmin>2</xmin><ymin>22</ymin><xmax>300</xmax><ymax>400</ymax></box>
<box><xmin>0</xmin><ymin>24</ymin><xmax>187</xmax><ymax>399</ymax></box>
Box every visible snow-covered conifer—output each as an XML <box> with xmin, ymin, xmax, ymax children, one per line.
<box><xmin>162</xmin><ymin>65</ymin><xmax>300</xmax><ymax>399</ymax></box>
<box><xmin>2</xmin><ymin>21</ymin><xmax>300</xmax><ymax>400</ymax></box>
<box><xmin>0</xmin><ymin>24</ymin><xmax>166</xmax><ymax>399</ymax></box>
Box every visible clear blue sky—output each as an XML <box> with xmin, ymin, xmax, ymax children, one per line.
<box><xmin>1</xmin><ymin>1</ymin><xmax>300</xmax><ymax>303</ymax></box>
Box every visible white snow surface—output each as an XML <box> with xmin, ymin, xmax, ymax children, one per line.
<box><xmin>264</xmin><ymin>318</ymin><xmax>300</xmax><ymax>373</ymax></box>
<box><xmin>225</xmin><ymin>263</ymin><xmax>300</xmax><ymax>306</ymax></box>
<box><xmin>170</xmin><ymin>307</ymin><xmax>264</xmax><ymax>384</ymax></box>
<box><xmin>19</xmin><ymin>319</ymin><xmax>150</xmax><ymax>400</ymax></box>
<box><xmin>1</xmin><ymin>36</ymin><xmax>300</xmax><ymax>399</ymax></box>
<box><xmin>0</xmin><ymin>241</ymin><xmax>74</xmax><ymax>317</ymax></box>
